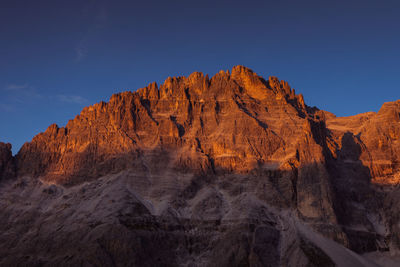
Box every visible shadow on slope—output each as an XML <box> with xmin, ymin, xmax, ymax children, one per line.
<box><xmin>327</xmin><ymin>132</ymin><xmax>387</xmax><ymax>253</ymax></box>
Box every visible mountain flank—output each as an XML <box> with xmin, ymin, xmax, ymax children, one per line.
<box><xmin>0</xmin><ymin>66</ymin><xmax>399</xmax><ymax>266</ymax></box>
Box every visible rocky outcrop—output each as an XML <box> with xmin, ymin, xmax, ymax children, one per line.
<box><xmin>0</xmin><ymin>172</ymin><xmax>379</xmax><ymax>267</ymax></box>
<box><xmin>16</xmin><ymin>66</ymin><xmax>341</xmax><ymax>225</ymax></box>
<box><xmin>327</xmin><ymin>100</ymin><xmax>400</xmax><ymax>185</ymax></box>
<box><xmin>326</xmin><ymin>100</ymin><xmax>400</xmax><ymax>253</ymax></box>
<box><xmin>16</xmin><ymin>66</ymin><xmax>309</xmax><ymax>184</ymax></box>
<box><xmin>0</xmin><ymin>66</ymin><xmax>399</xmax><ymax>265</ymax></box>
<box><xmin>0</xmin><ymin>142</ymin><xmax>14</xmax><ymax>180</ymax></box>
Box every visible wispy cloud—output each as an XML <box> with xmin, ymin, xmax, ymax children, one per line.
<box><xmin>75</xmin><ymin>40</ymin><xmax>88</xmax><ymax>62</ymax></box>
<box><xmin>2</xmin><ymin>83</ymin><xmax>42</xmax><ymax>103</ymax></box>
<box><xmin>4</xmin><ymin>83</ymin><xmax>29</xmax><ymax>91</ymax></box>
<box><xmin>56</xmin><ymin>95</ymin><xmax>88</xmax><ymax>105</ymax></box>
<box><xmin>1</xmin><ymin>82</ymin><xmax>89</xmax><ymax>112</ymax></box>
<box><xmin>75</xmin><ymin>0</ymin><xmax>108</xmax><ymax>62</ymax></box>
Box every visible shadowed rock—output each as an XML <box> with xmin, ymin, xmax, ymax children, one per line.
<box><xmin>0</xmin><ymin>142</ymin><xmax>15</xmax><ymax>180</ymax></box>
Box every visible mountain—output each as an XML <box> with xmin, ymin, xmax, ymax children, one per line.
<box><xmin>0</xmin><ymin>65</ymin><xmax>399</xmax><ymax>266</ymax></box>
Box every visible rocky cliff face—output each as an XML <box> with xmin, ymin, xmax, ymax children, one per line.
<box><xmin>0</xmin><ymin>142</ymin><xmax>15</xmax><ymax>180</ymax></box>
<box><xmin>17</xmin><ymin>66</ymin><xmax>306</xmax><ymax>182</ymax></box>
<box><xmin>326</xmin><ymin>100</ymin><xmax>400</xmax><ymax>253</ymax></box>
<box><xmin>16</xmin><ymin>66</ymin><xmax>337</xmax><ymax>222</ymax></box>
<box><xmin>0</xmin><ymin>66</ymin><xmax>399</xmax><ymax>266</ymax></box>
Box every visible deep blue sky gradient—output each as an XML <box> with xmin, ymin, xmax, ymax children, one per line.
<box><xmin>1</xmin><ymin>0</ymin><xmax>399</xmax><ymax>153</ymax></box>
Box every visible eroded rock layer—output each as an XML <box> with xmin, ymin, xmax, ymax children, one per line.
<box><xmin>0</xmin><ymin>142</ymin><xmax>15</xmax><ymax>180</ymax></box>
<box><xmin>0</xmin><ymin>66</ymin><xmax>399</xmax><ymax>266</ymax></box>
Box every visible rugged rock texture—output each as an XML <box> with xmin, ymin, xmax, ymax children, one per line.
<box><xmin>0</xmin><ymin>66</ymin><xmax>399</xmax><ymax>266</ymax></box>
<box><xmin>327</xmin><ymin>100</ymin><xmax>400</xmax><ymax>185</ymax></box>
<box><xmin>17</xmin><ymin>66</ymin><xmax>307</xmax><ymax>184</ymax></box>
<box><xmin>0</xmin><ymin>142</ymin><xmax>15</xmax><ymax>180</ymax></box>
<box><xmin>17</xmin><ymin>66</ymin><xmax>336</xmax><ymax>224</ymax></box>
<box><xmin>326</xmin><ymin>100</ymin><xmax>400</xmax><ymax>254</ymax></box>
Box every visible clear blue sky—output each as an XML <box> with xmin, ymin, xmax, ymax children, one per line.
<box><xmin>1</xmin><ymin>0</ymin><xmax>399</xmax><ymax>153</ymax></box>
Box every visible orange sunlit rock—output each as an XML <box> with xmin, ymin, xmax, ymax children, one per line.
<box><xmin>1</xmin><ymin>66</ymin><xmax>400</xmax><ymax>264</ymax></box>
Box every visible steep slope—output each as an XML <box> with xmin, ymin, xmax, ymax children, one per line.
<box><xmin>327</xmin><ymin>100</ymin><xmax>400</xmax><ymax>185</ymax></box>
<box><xmin>16</xmin><ymin>66</ymin><xmax>306</xmax><ymax>182</ymax></box>
<box><xmin>0</xmin><ymin>142</ymin><xmax>15</xmax><ymax>180</ymax></box>
<box><xmin>16</xmin><ymin>66</ymin><xmax>338</xmax><ymax>225</ymax></box>
<box><xmin>0</xmin><ymin>66</ymin><xmax>399</xmax><ymax>266</ymax></box>
<box><xmin>326</xmin><ymin>100</ymin><xmax>400</xmax><ymax>253</ymax></box>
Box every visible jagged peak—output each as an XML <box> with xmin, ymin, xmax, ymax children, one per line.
<box><xmin>210</xmin><ymin>69</ymin><xmax>230</xmax><ymax>80</ymax></box>
<box><xmin>268</xmin><ymin>76</ymin><xmax>293</xmax><ymax>95</ymax></box>
<box><xmin>45</xmin><ymin>123</ymin><xmax>59</xmax><ymax>133</ymax></box>
<box><xmin>162</xmin><ymin>76</ymin><xmax>185</xmax><ymax>88</ymax></box>
<box><xmin>135</xmin><ymin>66</ymin><xmax>289</xmax><ymax>98</ymax></box>
<box><xmin>231</xmin><ymin>65</ymin><xmax>255</xmax><ymax>76</ymax></box>
<box><xmin>230</xmin><ymin>65</ymin><xmax>259</xmax><ymax>82</ymax></box>
<box><xmin>0</xmin><ymin>142</ymin><xmax>12</xmax><ymax>152</ymax></box>
<box><xmin>377</xmin><ymin>99</ymin><xmax>400</xmax><ymax>120</ymax></box>
<box><xmin>147</xmin><ymin>81</ymin><xmax>158</xmax><ymax>90</ymax></box>
<box><xmin>378</xmin><ymin>99</ymin><xmax>400</xmax><ymax>112</ymax></box>
<box><xmin>187</xmin><ymin>71</ymin><xmax>205</xmax><ymax>81</ymax></box>
<box><xmin>54</xmin><ymin>66</ymin><xmax>309</xmax><ymax>141</ymax></box>
<box><xmin>80</xmin><ymin>67</ymin><xmax>310</xmax><ymax>122</ymax></box>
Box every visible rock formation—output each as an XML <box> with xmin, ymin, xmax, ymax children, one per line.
<box><xmin>0</xmin><ymin>66</ymin><xmax>399</xmax><ymax>266</ymax></box>
<box><xmin>0</xmin><ymin>142</ymin><xmax>15</xmax><ymax>180</ymax></box>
